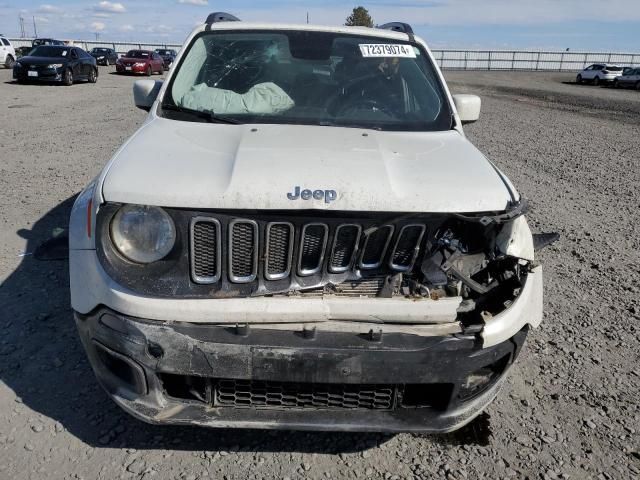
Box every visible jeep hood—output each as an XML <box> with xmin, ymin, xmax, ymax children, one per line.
<box><xmin>101</xmin><ymin>118</ymin><xmax>516</xmax><ymax>213</ymax></box>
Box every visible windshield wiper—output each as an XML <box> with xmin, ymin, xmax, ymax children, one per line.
<box><xmin>161</xmin><ymin>104</ymin><xmax>242</xmax><ymax>125</ymax></box>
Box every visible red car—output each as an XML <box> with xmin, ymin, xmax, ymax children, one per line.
<box><xmin>116</xmin><ymin>49</ymin><xmax>164</xmax><ymax>76</ymax></box>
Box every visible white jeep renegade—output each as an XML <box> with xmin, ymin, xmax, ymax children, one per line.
<box><xmin>69</xmin><ymin>13</ymin><xmax>546</xmax><ymax>432</ymax></box>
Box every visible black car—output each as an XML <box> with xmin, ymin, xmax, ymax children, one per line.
<box><xmin>154</xmin><ymin>48</ymin><xmax>177</xmax><ymax>70</ymax></box>
<box><xmin>90</xmin><ymin>47</ymin><xmax>118</xmax><ymax>66</ymax></box>
<box><xmin>13</xmin><ymin>45</ymin><xmax>97</xmax><ymax>86</ymax></box>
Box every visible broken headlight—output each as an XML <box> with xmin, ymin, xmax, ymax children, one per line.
<box><xmin>110</xmin><ymin>205</ymin><xmax>176</xmax><ymax>264</ymax></box>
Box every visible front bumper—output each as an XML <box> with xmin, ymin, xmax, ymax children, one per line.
<box><xmin>13</xmin><ymin>67</ymin><xmax>63</xmax><ymax>82</ymax></box>
<box><xmin>75</xmin><ymin>307</ymin><xmax>529</xmax><ymax>432</ymax></box>
<box><xmin>116</xmin><ymin>64</ymin><xmax>147</xmax><ymax>74</ymax></box>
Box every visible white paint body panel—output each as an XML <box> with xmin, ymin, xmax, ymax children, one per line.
<box><xmin>102</xmin><ymin>121</ymin><xmax>513</xmax><ymax>212</ymax></box>
<box><xmin>482</xmin><ymin>266</ymin><xmax>543</xmax><ymax>347</ymax></box>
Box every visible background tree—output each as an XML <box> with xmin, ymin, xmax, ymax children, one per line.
<box><xmin>345</xmin><ymin>6</ymin><xmax>374</xmax><ymax>27</ymax></box>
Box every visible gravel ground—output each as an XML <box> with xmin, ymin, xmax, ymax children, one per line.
<box><xmin>0</xmin><ymin>67</ymin><xmax>639</xmax><ymax>480</ymax></box>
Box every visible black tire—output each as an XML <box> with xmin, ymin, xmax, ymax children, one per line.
<box><xmin>593</xmin><ymin>76</ymin><xmax>600</xmax><ymax>86</ymax></box>
<box><xmin>636</xmin><ymin>82</ymin><xmax>640</xmax><ymax>91</ymax></box>
<box><xmin>88</xmin><ymin>67</ymin><xmax>97</xmax><ymax>83</ymax></box>
<box><xmin>146</xmin><ymin>65</ymin><xmax>152</xmax><ymax>77</ymax></box>
<box><xmin>576</xmin><ymin>74</ymin><xmax>582</xmax><ymax>84</ymax></box>
<box><xmin>613</xmin><ymin>79</ymin><xmax>619</xmax><ymax>89</ymax></box>
<box><xmin>63</xmin><ymin>68</ymin><xmax>73</xmax><ymax>86</ymax></box>
<box><xmin>5</xmin><ymin>55</ymin><xmax>15</xmax><ymax>69</ymax></box>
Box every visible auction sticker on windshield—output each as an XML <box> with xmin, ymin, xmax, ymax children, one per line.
<box><xmin>359</xmin><ymin>44</ymin><xmax>416</xmax><ymax>58</ymax></box>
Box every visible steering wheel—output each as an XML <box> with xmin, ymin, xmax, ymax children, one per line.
<box><xmin>329</xmin><ymin>72</ymin><xmax>400</xmax><ymax>119</ymax></box>
<box><xmin>334</xmin><ymin>98</ymin><xmax>397</xmax><ymax>119</ymax></box>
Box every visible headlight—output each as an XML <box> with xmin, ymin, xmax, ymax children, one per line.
<box><xmin>15</xmin><ymin>62</ymin><xmax>22</xmax><ymax>68</ymax></box>
<box><xmin>116</xmin><ymin>58</ymin><xmax>122</xmax><ymax>64</ymax></box>
<box><xmin>110</xmin><ymin>205</ymin><xmax>176</xmax><ymax>264</ymax></box>
<box><xmin>47</xmin><ymin>63</ymin><xmax>63</xmax><ymax>68</ymax></box>
<box><xmin>98</xmin><ymin>56</ymin><xmax>105</xmax><ymax>59</ymax></box>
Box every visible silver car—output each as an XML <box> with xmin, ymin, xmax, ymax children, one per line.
<box><xmin>613</xmin><ymin>67</ymin><xmax>640</xmax><ymax>89</ymax></box>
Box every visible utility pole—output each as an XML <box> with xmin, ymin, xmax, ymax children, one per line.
<box><xmin>19</xmin><ymin>15</ymin><xmax>26</xmax><ymax>38</ymax></box>
<box><xmin>306</xmin><ymin>12</ymin><xmax>309</xmax><ymax>24</ymax></box>
<box><xmin>32</xmin><ymin>16</ymin><xmax>38</xmax><ymax>37</ymax></box>
<box><xmin>94</xmin><ymin>32</ymin><xmax>100</xmax><ymax>41</ymax></box>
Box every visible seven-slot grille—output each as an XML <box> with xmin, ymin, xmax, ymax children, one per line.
<box><xmin>190</xmin><ymin>217</ymin><xmax>426</xmax><ymax>284</ymax></box>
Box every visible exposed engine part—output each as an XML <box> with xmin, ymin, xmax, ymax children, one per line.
<box><xmin>451</xmin><ymin>198</ymin><xmax>529</xmax><ymax>226</ymax></box>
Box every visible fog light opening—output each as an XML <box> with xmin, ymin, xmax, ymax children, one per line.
<box><xmin>92</xmin><ymin>341</ymin><xmax>148</xmax><ymax>395</ymax></box>
<box><xmin>458</xmin><ymin>354</ymin><xmax>510</xmax><ymax>401</ymax></box>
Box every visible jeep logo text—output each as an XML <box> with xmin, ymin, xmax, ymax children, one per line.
<box><xmin>287</xmin><ymin>186</ymin><xmax>337</xmax><ymax>204</ymax></box>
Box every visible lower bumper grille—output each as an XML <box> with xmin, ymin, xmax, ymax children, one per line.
<box><xmin>158</xmin><ymin>374</ymin><xmax>456</xmax><ymax>411</ymax></box>
<box><xmin>217</xmin><ymin>379</ymin><xmax>395</xmax><ymax>410</ymax></box>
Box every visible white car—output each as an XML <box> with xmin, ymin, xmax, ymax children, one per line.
<box><xmin>69</xmin><ymin>13</ymin><xmax>548</xmax><ymax>433</ymax></box>
<box><xmin>576</xmin><ymin>63</ymin><xmax>623</xmax><ymax>85</ymax></box>
<box><xmin>0</xmin><ymin>35</ymin><xmax>16</xmax><ymax>68</ymax></box>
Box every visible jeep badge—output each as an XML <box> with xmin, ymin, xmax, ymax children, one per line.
<box><xmin>287</xmin><ymin>186</ymin><xmax>337</xmax><ymax>204</ymax></box>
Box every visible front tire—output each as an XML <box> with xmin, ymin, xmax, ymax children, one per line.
<box><xmin>63</xmin><ymin>68</ymin><xmax>73</xmax><ymax>86</ymax></box>
<box><xmin>613</xmin><ymin>79</ymin><xmax>619</xmax><ymax>89</ymax></box>
<box><xmin>146</xmin><ymin>65</ymin><xmax>152</xmax><ymax>77</ymax></box>
<box><xmin>593</xmin><ymin>76</ymin><xmax>600</xmax><ymax>86</ymax></box>
<box><xmin>5</xmin><ymin>55</ymin><xmax>15</xmax><ymax>69</ymax></box>
<box><xmin>636</xmin><ymin>81</ymin><xmax>640</xmax><ymax>91</ymax></box>
<box><xmin>88</xmin><ymin>67</ymin><xmax>97</xmax><ymax>83</ymax></box>
<box><xmin>576</xmin><ymin>74</ymin><xmax>582</xmax><ymax>84</ymax></box>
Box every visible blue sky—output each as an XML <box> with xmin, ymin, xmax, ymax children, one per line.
<box><xmin>0</xmin><ymin>0</ymin><xmax>638</xmax><ymax>50</ymax></box>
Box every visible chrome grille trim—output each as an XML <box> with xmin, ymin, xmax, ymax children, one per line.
<box><xmin>297</xmin><ymin>223</ymin><xmax>329</xmax><ymax>276</ymax></box>
<box><xmin>359</xmin><ymin>225</ymin><xmax>394</xmax><ymax>270</ymax></box>
<box><xmin>228</xmin><ymin>219</ymin><xmax>258</xmax><ymax>283</ymax></box>
<box><xmin>329</xmin><ymin>224</ymin><xmax>362</xmax><ymax>273</ymax></box>
<box><xmin>390</xmin><ymin>224</ymin><xmax>426</xmax><ymax>271</ymax></box>
<box><xmin>264</xmin><ymin>222</ymin><xmax>294</xmax><ymax>281</ymax></box>
<box><xmin>190</xmin><ymin>217</ymin><xmax>221</xmax><ymax>284</ymax></box>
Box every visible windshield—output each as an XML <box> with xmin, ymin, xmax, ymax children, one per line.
<box><xmin>156</xmin><ymin>49</ymin><xmax>172</xmax><ymax>55</ymax></box>
<box><xmin>126</xmin><ymin>50</ymin><xmax>150</xmax><ymax>58</ymax></box>
<box><xmin>164</xmin><ymin>30</ymin><xmax>451</xmax><ymax>131</ymax></box>
<box><xmin>92</xmin><ymin>48</ymin><xmax>108</xmax><ymax>53</ymax></box>
<box><xmin>29</xmin><ymin>46</ymin><xmax>70</xmax><ymax>58</ymax></box>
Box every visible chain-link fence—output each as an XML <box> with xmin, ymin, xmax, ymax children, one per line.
<box><xmin>8</xmin><ymin>38</ymin><xmax>640</xmax><ymax>71</ymax></box>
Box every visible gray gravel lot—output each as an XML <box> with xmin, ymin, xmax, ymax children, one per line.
<box><xmin>0</xmin><ymin>67</ymin><xmax>639</xmax><ymax>480</ymax></box>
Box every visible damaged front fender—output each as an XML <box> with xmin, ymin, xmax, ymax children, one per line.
<box><xmin>496</xmin><ymin>215</ymin><xmax>535</xmax><ymax>262</ymax></box>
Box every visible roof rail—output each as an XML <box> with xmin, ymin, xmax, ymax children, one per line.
<box><xmin>378</xmin><ymin>22</ymin><xmax>414</xmax><ymax>35</ymax></box>
<box><xmin>205</xmin><ymin>12</ymin><xmax>240</xmax><ymax>24</ymax></box>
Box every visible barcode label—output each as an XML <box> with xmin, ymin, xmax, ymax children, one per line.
<box><xmin>359</xmin><ymin>44</ymin><xmax>416</xmax><ymax>58</ymax></box>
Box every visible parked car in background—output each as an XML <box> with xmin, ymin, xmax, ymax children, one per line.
<box><xmin>13</xmin><ymin>45</ymin><xmax>97</xmax><ymax>85</ymax></box>
<box><xmin>0</xmin><ymin>35</ymin><xmax>16</xmax><ymax>68</ymax></box>
<box><xmin>90</xmin><ymin>47</ymin><xmax>118</xmax><ymax>66</ymax></box>
<box><xmin>32</xmin><ymin>38</ymin><xmax>65</xmax><ymax>47</ymax></box>
<box><xmin>613</xmin><ymin>68</ymin><xmax>640</xmax><ymax>89</ymax></box>
<box><xmin>15</xmin><ymin>46</ymin><xmax>33</xmax><ymax>59</ymax></box>
<box><xmin>116</xmin><ymin>50</ymin><xmax>164</xmax><ymax>76</ymax></box>
<box><xmin>154</xmin><ymin>48</ymin><xmax>177</xmax><ymax>70</ymax></box>
<box><xmin>576</xmin><ymin>64</ymin><xmax>623</xmax><ymax>85</ymax></box>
